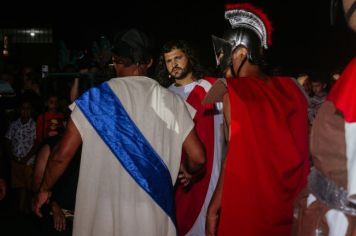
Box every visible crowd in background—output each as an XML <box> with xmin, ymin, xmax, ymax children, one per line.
<box><xmin>0</xmin><ymin>25</ymin><xmax>352</xmax><ymax>236</ymax></box>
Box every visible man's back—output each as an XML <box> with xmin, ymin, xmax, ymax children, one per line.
<box><xmin>219</xmin><ymin>76</ymin><xmax>309</xmax><ymax>236</ymax></box>
<box><xmin>70</xmin><ymin>76</ymin><xmax>194</xmax><ymax>236</ymax></box>
<box><xmin>33</xmin><ymin>28</ymin><xmax>206</xmax><ymax>236</ymax></box>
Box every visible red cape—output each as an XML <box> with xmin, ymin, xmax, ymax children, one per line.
<box><xmin>218</xmin><ymin>77</ymin><xmax>309</xmax><ymax>236</ymax></box>
<box><xmin>175</xmin><ymin>77</ymin><xmax>216</xmax><ymax>236</ymax></box>
<box><xmin>327</xmin><ymin>57</ymin><xmax>356</xmax><ymax>123</ymax></box>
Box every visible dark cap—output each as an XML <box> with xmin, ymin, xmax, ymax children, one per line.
<box><xmin>111</xmin><ymin>28</ymin><xmax>152</xmax><ymax>64</ymax></box>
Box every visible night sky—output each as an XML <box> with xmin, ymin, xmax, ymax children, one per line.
<box><xmin>1</xmin><ymin>0</ymin><xmax>355</xmax><ymax>76</ymax></box>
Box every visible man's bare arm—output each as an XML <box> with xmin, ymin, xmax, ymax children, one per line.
<box><xmin>33</xmin><ymin>118</ymin><xmax>82</xmax><ymax>217</ymax></box>
<box><xmin>206</xmin><ymin>157</ymin><xmax>226</xmax><ymax>236</ymax></box>
<box><xmin>40</xmin><ymin>118</ymin><xmax>82</xmax><ymax>192</ymax></box>
<box><xmin>206</xmin><ymin>92</ymin><xmax>230</xmax><ymax>235</ymax></box>
<box><xmin>32</xmin><ymin>145</ymin><xmax>50</xmax><ymax>192</ymax></box>
<box><xmin>182</xmin><ymin>128</ymin><xmax>206</xmax><ymax>174</ymax></box>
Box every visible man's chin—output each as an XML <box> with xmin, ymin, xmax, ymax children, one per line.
<box><xmin>173</xmin><ymin>76</ymin><xmax>184</xmax><ymax>80</ymax></box>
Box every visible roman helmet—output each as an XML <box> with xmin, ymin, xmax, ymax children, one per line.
<box><xmin>212</xmin><ymin>3</ymin><xmax>273</xmax><ymax>72</ymax></box>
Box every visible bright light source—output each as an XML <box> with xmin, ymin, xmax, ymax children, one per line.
<box><xmin>30</xmin><ymin>32</ymin><xmax>35</xmax><ymax>37</ymax></box>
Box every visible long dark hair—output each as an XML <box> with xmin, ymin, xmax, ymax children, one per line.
<box><xmin>155</xmin><ymin>40</ymin><xmax>207</xmax><ymax>88</ymax></box>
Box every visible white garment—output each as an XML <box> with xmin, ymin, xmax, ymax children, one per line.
<box><xmin>325</xmin><ymin>209</ymin><xmax>348</xmax><ymax>236</ymax></box>
<box><xmin>71</xmin><ymin>76</ymin><xmax>194</xmax><ymax>236</ymax></box>
<box><xmin>169</xmin><ymin>79</ymin><xmax>225</xmax><ymax>236</ymax></box>
<box><xmin>346</xmin><ymin>122</ymin><xmax>356</xmax><ymax>203</ymax></box>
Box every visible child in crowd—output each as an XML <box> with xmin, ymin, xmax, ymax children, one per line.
<box><xmin>5</xmin><ymin>99</ymin><xmax>36</xmax><ymax>213</ymax></box>
<box><xmin>36</xmin><ymin>94</ymin><xmax>65</xmax><ymax>147</ymax></box>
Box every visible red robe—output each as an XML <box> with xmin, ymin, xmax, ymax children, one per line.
<box><xmin>174</xmin><ymin>77</ymin><xmax>217</xmax><ymax>236</ymax></box>
<box><xmin>218</xmin><ymin>76</ymin><xmax>309</xmax><ymax>236</ymax></box>
<box><xmin>327</xmin><ymin>57</ymin><xmax>356</xmax><ymax>122</ymax></box>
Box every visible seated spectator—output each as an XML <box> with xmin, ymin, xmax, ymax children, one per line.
<box><xmin>308</xmin><ymin>76</ymin><xmax>328</xmax><ymax>125</ymax></box>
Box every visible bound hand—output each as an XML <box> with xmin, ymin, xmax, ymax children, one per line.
<box><xmin>33</xmin><ymin>190</ymin><xmax>51</xmax><ymax>217</ymax></box>
<box><xmin>178</xmin><ymin>163</ymin><xmax>193</xmax><ymax>188</ymax></box>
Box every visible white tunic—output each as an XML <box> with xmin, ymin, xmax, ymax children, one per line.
<box><xmin>70</xmin><ymin>76</ymin><xmax>194</xmax><ymax>236</ymax></box>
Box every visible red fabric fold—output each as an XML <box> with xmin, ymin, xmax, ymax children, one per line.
<box><xmin>327</xmin><ymin>57</ymin><xmax>356</xmax><ymax>123</ymax></box>
<box><xmin>175</xmin><ymin>77</ymin><xmax>216</xmax><ymax>236</ymax></box>
<box><xmin>218</xmin><ymin>77</ymin><xmax>309</xmax><ymax>236</ymax></box>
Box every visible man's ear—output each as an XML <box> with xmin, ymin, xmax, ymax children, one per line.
<box><xmin>146</xmin><ymin>58</ymin><xmax>153</xmax><ymax>69</ymax></box>
<box><xmin>232</xmin><ymin>46</ymin><xmax>248</xmax><ymax>62</ymax></box>
<box><xmin>239</xmin><ymin>48</ymin><xmax>248</xmax><ymax>61</ymax></box>
<box><xmin>137</xmin><ymin>58</ymin><xmax>154</xmax><ymax>75</ymax></box>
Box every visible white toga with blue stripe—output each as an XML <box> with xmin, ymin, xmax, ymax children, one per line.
<box><xmin>70</xmin><ymin>76</ymin><xmax>194</xmax><ymax>236</ymax></box>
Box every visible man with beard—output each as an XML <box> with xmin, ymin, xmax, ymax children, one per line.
<box><xmin>205</xmin><ymin>3</ymin><xmax>310</xmax><ymax>236</ymax></box>
<box><xmin>156</xmin><ymin>40</ymin><xmax>225</xmax><ymax>236</ymax></box>
<box><xmin>293</xmin><ymin>0</ymin><xmax>356</xmax><ymax>235</ymax></box>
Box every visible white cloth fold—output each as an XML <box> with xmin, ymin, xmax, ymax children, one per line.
<box><xmin>325</xmin><ymin>209</ymin><xmax>348</xmax><ymax>236</ymax></box>
<box><xmin>346</xmin><ymin>122</ymin><xmax>356</xmax><ymax>204</ymax></box>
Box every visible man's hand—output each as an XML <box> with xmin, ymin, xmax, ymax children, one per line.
<box><xmin>182</xmin><ymin>129</ymin><xmax>206</xmax><ymax>175</ymax></box>
<box><xmin>51</xmin><ymin>201</ymin><xmax>66</xmax><ymax>231</ymax></box>
<box><xmin>178</xmin><ymin>163</ymin><xmax>193</xmax><ymax>188</ymax></box>
<box><xmin>32</xmin><ymin>190</ymin><xmax>51</xmax><ymax>217</ymax></box>
<box><xmin>0</xmin><ymin>179</ymin><xmax>6</xmax><ymax>200</ymax></box>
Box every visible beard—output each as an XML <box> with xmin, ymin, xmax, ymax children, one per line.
<box><xmin>170</xmin><ymin>65</ymin><xmax>192</xmax><ymax>80</ymax></box>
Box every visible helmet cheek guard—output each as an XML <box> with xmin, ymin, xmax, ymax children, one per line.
<box><xmin>211</xmin><ymin>35</ymin><xmax>234</xmax><ymax>72</ymax></box>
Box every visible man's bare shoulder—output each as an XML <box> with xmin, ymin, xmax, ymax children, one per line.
<box><xmin>202</xmin><ymin>78</ymin><xmax>227</xmax><ymax>104</ymax></box>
